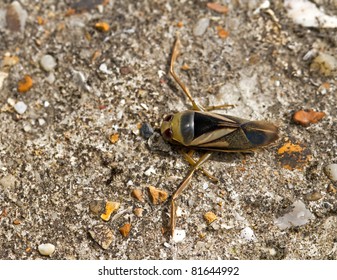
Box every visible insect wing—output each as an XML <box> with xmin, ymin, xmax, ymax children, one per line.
<box><xmin>189</xmin><ymin>112</ymin><xmax>242</xmax><ymax>146</ymax></box>
<box><xmin>189</xmin><ymin>111</ymin><xmax>278</xmax><ymax>151</ymax></box>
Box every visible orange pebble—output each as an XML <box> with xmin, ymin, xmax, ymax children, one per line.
<box><xmin>207</xmin><ymin>3</ymin><xmax>228</xmax><ymax>14</ymax></box>
<box><xmin>148</xmin><ymin>186</ymin><xmax>168</xmax><ymax>205</ymax></box>
<box><xmin>109</xmin><ymin>133</ymin><xmax>119</xmax><ymax>144</ymax></box>
<box><xmin>119</xmin><ymin>223</ymin><xmax>131</xmax><ymax>237</ymax></box>
<box><xmin>216</xmin><ymin>26</ymin><xmax>229</xmax><ymax>39</ymax></box>
<box><xmin>293</xmin><ymin>109</ymin><xmax>325</xmax><ymax>127</ymax></box>
<box><xmin>95</xmin><ymin>22</ymin><xmax>110</xmax><ymax>32</ymax></box>
<box><xmin>18</xmin><ymin>75</ymin><xmax>33</xmax><ymax>93</ymax></box>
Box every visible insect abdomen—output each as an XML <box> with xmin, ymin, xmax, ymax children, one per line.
<box><xmin>190</xmin><ymin>113</ymin><xmax>278</xmax><ymax>151</ymax></box>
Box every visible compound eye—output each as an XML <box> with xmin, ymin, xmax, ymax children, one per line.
<box><xmin>163</xmin><ymin>128</ymin><xmax>173</xmax><ymax>140</ymax></box>
<box><xmin>164</xmin><ymin>115</ymin><xmax>173</xmax><ymax>122</ymax></box>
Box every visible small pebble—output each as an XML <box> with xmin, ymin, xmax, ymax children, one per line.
<box><xmin>163</xmin><ymin>242</ymin><xmax>171</xmax><ymax>248</ymax></box>
<box><xmin>6</xmin><ymin>1</ymin><xmax>28</xmax><ymax>32</ymax></box>
<box><xmin>14</xmin><ymin>101</ymin><xmax>27</xmax><ymax>114</ymax></box>
<box><xmin>109</xmin><ymin>133</ymin><xmax>119</xmax><ymax>144</ymax></box>
<box><xmin>207</xmin><ymin>2</ymin><xmax>228</xmax><ymax>14</ymax></box>
<box><xmin>89</xmin><ymin>225</ymin><xmax>113</xmax><ymax>250</ymax></box>
<box><xmin>46</xmin><ymin>72</ymin><xmax>55</xmax><ymax>84</ymax></box>
<box><xmin>293</xmin><ymin>109</ymin><xmax>325</xmax><ymax>126</ymax></box>
<box><xmin>100</xmin><ymin>201</ymin><xmax>120</xmax><ymax>221</ymax></box>
<box><xmin>0</xmin><ymin>174</ymin><xmax>16</xmax><ymax>189</ymax></box>
<box><xmin>40</xmin><ymin>55</ymin><xmax>57</xmax><ymax>72</ymax></box>
<box><xmin>148</xmin><ymin>186</ymin><xmax>168</xmax><ymax>204</ymax></box>
<box><xmin>310</xmin><ymin>52</ymin><xmax>337</xmax><ymax>76</ymax></box>
<box><xmin>203</xmin><ymin>211</ymin><xmax>217</xmax><ymax>224</ymax></box>
<box><xmin>285</xmin><ymin>0</ymin><xmax>337</xmax><ymax>28</ymax></box>
<box><xmin>38</xmin><ymin>243</ymin><xmax>55</xmax><ymax>256</ymax></box>
<box><xmin>126</xmin><ymin>180</ymin><xmax>133</xmax><ymax>186</ymax></box>
<box><xmin>95</xmin><ymin>22</ymin><xmax>110</xmax><ymax>32</ymax></box>
<box><xmin>13</xmin><ymin>219</ymin><xmax>21</xmax><ymax>225</ymax></box>
<box><xmin>1</xmin><ymin>54</ymin><xmax>20</xmax><ymax>67</ymax></box>
<box><xmin>97</xmin><ymin>5</ymin><xmax>104</xmax><ymax>13</ymax></box>
<box><xmin>140</xmin><ymin>123</ymin><xmax>154</xmax><ymax>139</ymax></box>
<box><xmin>119</xmin><ymin>223</ymin><xmax>131</xmax><ymax>237</ymax></box>
<box><xmin>99</xmin><ymin>63</ymin><xmax>112</xmax><ymax>75</ymax></box>
<box><xmin>172</xmin><ymin>229</ymin><xmax>186</xmax><ymax>242</ymax></box>
<box><xmin>0</xmin><ymin>11</ymin><xmax>6</xmax><ymax>30</ymax></box>
<box><xmin>131</xmin><ymin>189</ymin><xmax>144</xmax><ymax>202</ymax></box>
<box><xmin>268</xmin><ymin>248</ymin><xmax>277</xmax><ymax>256</ymax></box>
<box><xmin>7</xmin><ymin>98</ymin><xmax>16</xmax><ymax>106</ymax></box>
<box><xmin>120</xmin><ymin>66</ymin><xmax>133</xmax><ymax>75</ymax></box>
<box><xmin>175</xmin><ymin>206</ymin><xmax>183</xmax><ymax>217</ymax></box>
<box><xmin>0</xmin><ymin>72</ymin><xmax>8</xmax><ymax>90</ymax></box>
<box><xmin>72</xmin><ymin>70</ymin><xmax>86</xmax><ymax>88</ymax></box>
<box><xmin>23</xmin><ymin>124</ymin><xmax>32</xmax><ymax>132</ymax></box>
<box><xmin>327</xmin><ymin>184</ymin><xmax>337</xmax><ymax>194</ymax></box>
<box><xmin>304</xmin><ymin>191</ymin><xmax>322</xmax><ymax>201</ymax></box>
<box><xmin>324</xmin><ymin>164</ymin><xmax>337</xmax><ymax>182</ymax></box>
<box><xmin>275</xmin><ymin>200</ymin><xmax>314</xmax><ymax>229</ymax></box>
<box><xmin>89</xmin><ymin>200</ymin><xmax>105</xmax><ymax>215</ymax></box>
<box><xmin>17</xmin><ymin>75</ymin><xmax>33</xmax><ymax>93</ymax></box>
<box><xmin>193</xmin><ymin>18</ymin><xmax>210</xmax><ymax>36</ymax></box>
<box><xmin>134</xmin><ymin>207</ymin><xmax>143</xmax><ymax>217</ymax></box>
<box><xmin>144</xmin><ymin>166</ymin><xmax>156</xmax><ymax>176</ymax></box>
<box><xmin>38</xmin><ymin>118</ymin><xmax>46</xmax><ymax>126</ymax></box>
<box><xmin>240</xmin><ymin>227</ymin><xmax>257</xmax><ymax>242</ymax></box>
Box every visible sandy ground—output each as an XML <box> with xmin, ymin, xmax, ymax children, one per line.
<box><xmin>0</xmin><ymin>0</ymin><xmax>337</xmax><ymax>259</ymax></box>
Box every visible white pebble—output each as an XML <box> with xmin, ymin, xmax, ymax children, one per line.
<box><xmin>175</xmin><ymin>206</ymin><xmax>183</xmax><ymax>217</ymax></box>
<box><xmin>157</xmin><ymin>70</ymin><xmax>166</xmax><ymax>78</ymax></box>
<box><xmin>14</xmin><ymin>101</ymin><xmax>27</xmax><ymax>114</ymax></box>
<box><xmin>23</xmin><ymin>124</ymin><xmax>32</xmax><ymax>132</ymax></box>
<box><xmin>97</xmin><ymin>4</ymin><xmax>104</xmax><ymax>13</ymax></box>
<box><xmin>72</xmin><ymin>69</ymin><xmax>86</xmax><ymax>85</ymax></box>
<box><xmin>193</xmin><ymin>18</ymin><xmax>210</xmax><ymax>36</ymax></box>
<box><xmin>7</xmin><ymin>97</ymin><xmax>16</xmax><ymax>107</ymax></box>
<box><xmin>40</xmin><ymin>55</ymin><xmax>57</xmax><ymax>72</ymax></box>
<box><xmin>0</xmin><ymin>71</ymin><xmax>8</xmax><ymax>89</ymax></box>
<box><xmin>163</xmin><ymin>242</ymin><xmax>171</xmax><ymax>248</ymax></box>
<box><xmin>144</xmin><ymin>166</ymin><xmax>156</xmax><ymax>176</ymax></box>
<box><xmin>126</xmin><ymin>180</ymin><xmax>133</xmax><ymax>186</ymax></box>
<box><xmin>240</xmin><ymin>227</ymin><xmax>257</xmax><ymax>242</ymax></box>
<box><xmin>46</xmin><ymin>72</ymin><xmax>55</xmax><ymax>84</ymax></box>
<box><xmin>99</xmin><ymin>63</ymin><xmax>112</xmax><ymax>74</ymax></box>
<box><xmin>253</xmin><ymin>0</ymin><xmax>270</xmax><ymax>14</ymax></box>
<box><xmin>38</xmin><ymin>118</ymin><xmax>46</xmax><ymax>126</ymax></box>
<box><xmin>44</xmin><ymin>101</ymin><xmax>50</xmax><ymax>107</ymax></box>
<box><xmin>38</xmin><ymin>243</ymin><xmax>55</xmax><ymax>256</ymax></box>
<box><xmin>325</xmin><ymin>164</ymin><xmax>337</xmax><ymax>182</ymax></box>
<box><xmin>274</xmin><ymin>200</ymin><xmax>314</xmax><ymax>230</ymax></box>
<box><xmin>172</xmin><ymin>229</ymin><xmax>186</xmax><ymax>242</ymax></box>
<box><xmin>285</xmin><ymin>0</ymin><xmax>337</xmax><ymax>28</ymax></box>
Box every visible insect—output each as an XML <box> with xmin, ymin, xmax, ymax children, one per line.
<box><xmin>161</xmin><ymin>36</ymin><xmax>279</xmax><ymax>237</ymax></box>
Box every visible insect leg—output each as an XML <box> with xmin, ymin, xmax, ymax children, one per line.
<box><xmin>181</xmin><ymin>150</ymin><xmax>218</xmax><ymax>183</ymax></box>
<box><xmin>170</xmin><ymin>36</ymin><xmax>204</xmax><ymax>111</ymax></box>
<box><xmin>205</xmin><ymin>104</ymin><xmax>235</xmax><ymax>111</ymax></box>
<box><xmin>171</xmin><ymin>152</ymin><xmax>213</xmax><ymax>236</ymax></box>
